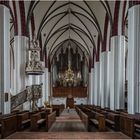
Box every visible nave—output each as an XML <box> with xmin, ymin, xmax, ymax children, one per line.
<box><xmin>1</xmin><ymin>0</ymin><xmax>140</xmax><ymax>139</ymax></box>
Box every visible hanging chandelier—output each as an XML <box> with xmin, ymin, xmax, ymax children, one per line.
<box><xmin>25</xmin><ymin>36</ymin><xmax>44</xmax><ymax>75</ymax></box>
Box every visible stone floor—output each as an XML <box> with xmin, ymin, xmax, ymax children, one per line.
<box><xmin>49</xmin><ymin>108</ymin><xmax>86</xmax><ymax>132</ymax></box>
<box><xmin>6</xmin><ymin>132</ymin><xmax>130</xmax><ymax>139</ymax></box>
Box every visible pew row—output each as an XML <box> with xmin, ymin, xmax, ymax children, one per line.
<box><xmin>30</xmin><ymin>111</ymin><xmax>56</xmax><ymax>131</ymax></box>
<box><xmin>30</xmin><ymin>111</ymin><xmax>46</xmax><ymax>131</ymax></box>
<box><xmin>75</xmin><ymin>106</ymin><xmax>88</xmax><ymax>130</ymax></box>
<box><xmin>89</xmin><ymin>111</ymin><xmax>106</xmax><ymax>131</ymax></box>
<box><xmin>17</xmin><ymin>112</ymin><xmax>31</xmax><ymax>130</ymax></box>
<box><xmin>46</xmin><ymin>111</ymin><xmax>56</xmax><ymax>131</ymax></box>
<box><xmin>52</xmin><ymin>104</ymin><xmax>64</xmax><ymax>116</ymax></box>
<box><xmin>76</xmin><ymin>106</ymin><xmax>106</xmax><ymax>131</ymax></box>
<box><xmin>1</xmin><ymin>115</ymin><xmax>17</xmax><ymax>138</ymax></box>
<box><xmin>105</xmin><ymin>112</ymin><xmax>120</xmax><ymax>131</ymax></box>
<box><xmin>120</xmin><ymin>113</ymin><xmax>135</xmax><ymax>138</ymax></box>
<box><xmin>134</xmin><ymin>115</ymin><xmax>140</xmax><ymax>138</ymax></box>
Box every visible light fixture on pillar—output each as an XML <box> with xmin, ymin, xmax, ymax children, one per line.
<box><xmin>25</xmin><ymin>36</ymin><xmax>44</xmax><ymax>75</ymax></box>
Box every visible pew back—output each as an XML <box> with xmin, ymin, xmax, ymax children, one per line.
<box><xmin>120</xmin><ymin>114</ymin><xmax>135</xmax><ymax>138</ymax></box>
<box><xmin>30</xmin><ymin>112</ymin><xmax>46</xmax><ymax>131</ymax></box>
<box><xmin>1</xmin><ymin>115</ymin><xmax>17</xmax><ymax>138</ymax></box>
<box><xmin>17</xmin><ymin>112</ymin><xmax>30</xmax><ymax>130</ymax></box>
<box><xmin>46</xmin><ymin>111</ymin><xmax>56</xmax><ymax>131</ymax></box>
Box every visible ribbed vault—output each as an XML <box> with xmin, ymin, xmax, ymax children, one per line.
<box><xmin>27</xmin><ymin>1</ymin><xmax>110</xmax><ymax>63</ymax></box>
<box><xmin>8</xmin><ymin>0</ymin><xmax>128</xmax><ymax>68</ymax></box>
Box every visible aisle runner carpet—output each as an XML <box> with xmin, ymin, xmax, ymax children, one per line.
<box><xmin>56</xmin><ymin>109</ymin><xmax>82</xmax><ymax>121</ymax></box>
<box><xmin>49</xmin><ymin>109</ymin><xmax>86</xmax><ymax>132</ymax></box>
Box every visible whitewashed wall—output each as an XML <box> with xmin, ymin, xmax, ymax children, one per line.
<box><xmin>52</xmin><ymin>97</ymin><xmax>88</xmax><ymax>108</ymax></box>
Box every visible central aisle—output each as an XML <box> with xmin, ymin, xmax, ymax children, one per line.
<box><xmin>49</xmin><ymin>108</ymin><xmax>87</xmax><ymax>132</ymax></box>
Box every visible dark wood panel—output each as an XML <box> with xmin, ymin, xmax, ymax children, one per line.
<box><xmin>66</xmin><ymin>97</ymin><xmax>74</xmax><ymax>108</ymax></box>
<box><xmin>52</xmin><ymin>87</ymin><xmax>87</xmax><ymax>97</ymax></box>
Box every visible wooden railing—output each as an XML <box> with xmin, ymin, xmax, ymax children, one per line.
<box><xmin>11</xmin><ymin>90</ymin><xmax>27</xmax><ymax>109</ymax></box>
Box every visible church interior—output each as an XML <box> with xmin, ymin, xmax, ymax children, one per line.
<box><xmin>0</xmin><ymin>0</ymin><xmax>140</xmax><ymax>139</ymax></box>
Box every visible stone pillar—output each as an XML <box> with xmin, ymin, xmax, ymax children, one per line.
<box><xmin>100</xmin><ymin>51</ymin><xmax>110</xmax><ymax>108</ymax></box>
<box><xmin>0</xmin><ymin>5</ymin><xmax>10</xmax><ymax>114</ymax></box>
<box><xmin>100</xmin><ymin>52</ymin><xmax>104</xmax><ymax>108</ymax></box>
<box><xmin>92</xmin><ymin>69</ymin><xmax>95</xmax><ymax>105</ymax></box>
<box><xmin>100</xmin><ymin>52</ymin><xmax>105</xmax><ymax>108</ymax></box>
<box><xmin>38</xmin><ymin>61</ymin><xmax>45</xmax><ymax>107</ymax></box>
<box><xmin>110</xmin><ymin>35</ymin><xmax>125</xmax><ymax>110</ymax></box>
<box><xmin>104</xmin><ymin>51</ymin><xmax>110</xmax><ymax>108</ymax></box>
<box><xmin>14</xmin><ymin>36</ymin><xmax>28</xmax><ymax>95</ymax></box>
<box><xmin>41</xmin><ymin>67</ymin><xmax>47</xmax><ymax>106</ymax></box>
<box><xmin>45</xmin><ymin>68</ymin><xmax>50</xmax><ymax>104</ymax></box>
<box><xmin>128</xmin><ymin>5</ymin><xmax>140</xmax><ymax>114</ymax></box>
<box><xmin>88</xmin><ymin>68</ymin><xmax>94</xmax><ymax>104</ymax></box>
<box><xmin>94</xmin><ymin>62</ymin><xmax>100</xmax><ymax>106</ymax></box>
<box><xmin>88</xmin><ymin>72</ymin><xmax>91</xmax><ymax>104</ymax></box>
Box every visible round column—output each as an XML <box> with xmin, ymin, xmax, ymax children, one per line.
<box><xmin>128</xmin><ymin>5</ymin><xmax>140</xmax><ymax>114</ymax></box>
<box><xmin>110</xmin><ymin>35</ymin><xmax>125</xmax><ymax>110</ymax></box>
<box><xmin>0</xmin><ymin>5</ymin><xmax>10</xmax><ymax>114</ymax></box>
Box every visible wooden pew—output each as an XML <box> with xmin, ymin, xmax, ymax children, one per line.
<box><xmin>89</xmin><ymin>111</ymin><xmax>106</xmax><ymax>131</ymax></box>
<box><xmin>105</xmin><ymin>112</ymin><xmax>120</xmax><ymax>131</ymax></box>
<box><xmin>75</xmin><ymin>106</ymin><xmax>80</xmax><ymax>114</ymax></box>
<box><xmin>75</xmin><ymin>107</ymin><xmax>88</xmax><ymax>130</ymax></box>
<box><xmin>81</xmin><ymin>111</ymin><xmax>88</xmax><ymax>130</ymax></box>
<box><xmin>0</xmin><ymin>113</ymin><xmax>16</xmax><ymax>137</ymax></box>
<box><xmin>76</xmin><ymin>106</ymin><xmax>105</xmax><ymax>131</ymax></box>
<box><xmin>11</xmin><ymin>109</ymin><xmax>20</xmax><ymax>114</ymax></box>
<box><xmin>134</xmin><ymin>115</ymin><xmax>140</xmax><ymax>138</ymax></box>
<box><xmin>52</xmin><ymin>104</ymin><xmax>64</xmax><ymax>116</ymax></box>
<box><xmin>134</xmin><ymin>123</ymin><xmax>140</xmax><ymax>138</ymax></box>
<box><xmin>0</xmin><ymin>110</ymin><xmax>30</xmax><ymax>138</ymax></box>
<box><xmin>120</xmin><ymin>112</ymin><xmax>140</xmax><ymax>138</ymax></box>
<box><xmin>38</xmin><ymin>106</ymin><xmax>45</xmax><ymax>111</ymax></box>
<box><xmin>0</xmin><ymin>123</ymin><xmax>1</xmax><ymax>131</ymax></box>
<box><xmin>120</xmin><ymin>113</ymin><xmax>135</xmax><ymax>138</ymax></box>
<box><xmin>0</xmin><ymin>121</ymin><xmax>1</xmax><ymax>138</ymax></box>
<box><xmin>30</xmin><ymin>111</ymin><xmax>46</xmax><ymax>131</ymax></box>
<box><xmin>1</xmin><ymin>115</ymin><xmax>17</xmax><ymax>138</ymax></box>
<box><xmin>46</xmin><ymin>111</ymin><xmax>56</xmax><ymax>131</ymax></box>
<box><xmin>79</xmin><ymin>107</ymin><xmax>106</xmax><ymax>131</ymax></box>
<box><xmin>17</xmin><ymin>112</ymin><xmax>31</xmax><ymax>130</ymax></box>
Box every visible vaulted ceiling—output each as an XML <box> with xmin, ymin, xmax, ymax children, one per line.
<box><xmin>29</xmin><ymin>1</ymin><xmax>110</xmax><ymax>56</ymax></box>
<box><xmin>7</xmin><ymin>0</ymin><xmax>128</xmax><ymax>68</ymax></box>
